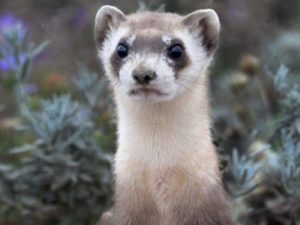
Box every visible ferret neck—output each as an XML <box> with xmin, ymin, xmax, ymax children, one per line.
<box><xmin>115</xmin><ymin>75</ymin><xmax>212</xmax><ymax>154</ymax></box>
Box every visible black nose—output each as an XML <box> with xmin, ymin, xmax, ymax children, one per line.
<box><xmin>132</xmin><ymin>70</ymin><xmax>157</xmax><ymax>85</ymax></box>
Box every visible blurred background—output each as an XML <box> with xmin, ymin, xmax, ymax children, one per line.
<box><xmin>0</xmin><ymin>0</ymin><xmax>300</xmax><ymax>225</ymax></box>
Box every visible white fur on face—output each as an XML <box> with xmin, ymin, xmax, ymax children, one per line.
<box><xmin>174</xmin><ymin>28</ymin><xmax>212</xmax><ymax>95</ymax></box>
<box><xmin>127</xmin><ymin>35</ymin><xmax>136</xmax><ymax>46</ymax></box>
<box><xmin>99</xmin><ymin>27</ymin><xmax>213</xmax><ymax>103</ymax></box>
<box><xmin>162</xmin><ymin>35</ymin><xmax>172</xmax><ymax>45</ymax></box>
<box><xmin>118</xmin><ymin>53</ymin><xmax>178</xmax><ymax>102</ymax></box>
<box><xmin>98</xmin><ymin>27</ymin><xmax>128</xmax><ymax>82</ymax></box>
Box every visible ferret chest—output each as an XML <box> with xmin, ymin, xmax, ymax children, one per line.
<box><xmin>150</xmin><ymin>167</ymin><xmax>187</xmax><ymax>204</ymax></box>
<box><xmin>152</xmin><ymin>172</ymin><xmax>170</xmax><ymax>202</ymax></box>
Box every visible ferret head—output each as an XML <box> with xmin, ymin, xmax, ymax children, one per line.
<box><xmin>95</xmin><ymin>6</ymin><xmax>220</xmax><ymax>102</ymax></box>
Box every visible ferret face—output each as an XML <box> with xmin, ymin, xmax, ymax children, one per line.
<box><xmin>95</xmin><ymin>6</ymin><xmax>220</xmax><ymax>102</ymax></box>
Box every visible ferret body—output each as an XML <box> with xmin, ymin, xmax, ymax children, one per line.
<box><xmin>95</xmin><ymin>6</ymin><xmax>233</xmax><ymax>225</ymax></box>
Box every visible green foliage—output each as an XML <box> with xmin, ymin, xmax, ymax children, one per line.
<box><xmin>0</xmin><ymin>95</ymin><xmax>112</xmax><ymax>225</ymax></box>
<box><xmin>277</xmin><ymin>129</ymin><xmax>300</xmax><ymax>198</ymax></box>
<box><xmin>222</xmin><ymin>63</ymin><xmax>300</xmax><ymax>225</ymax></box>
<box><xmin>1</xmin><ymin>5</ymin><xmax>300</xmax><ymax>225</ymax></box>
<box><xmin>73</xmin><ymin>67</ymin><xmax>109</xmax><ymax>108</ymax></box>
<box><xmin>0</xmin><ymin>22</ymin><xmax>113</xmax><ymax>225</ymax></box>
<box><xmin>226</xmin><ymin>149</ymin><xmax>262</xmax><ymax>197</ymax></box>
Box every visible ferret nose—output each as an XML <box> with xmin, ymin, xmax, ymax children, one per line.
<box><xmin>132</xmin><ymin>69</ymin><xmax>157</xmax><ymax>85</ymax></box>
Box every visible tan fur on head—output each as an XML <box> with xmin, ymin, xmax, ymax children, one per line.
<box><xmin>95</xmin><ymin>6</ymin><xmax>126</xmax><ymax>46</ymax></box>
<box><xmin>95</xmin><ymin>5</ymin><xmax>220</xmax><ymax>103</ymax></box>
<box><xmin>95</xmin><ymin>5</ymin><xmax>233</xmax><ymax>225</ymax></box>
<box><xmin>182</xmin><ymin>9</ymin><xmax>220</xmax><ymax>53</ymax></box>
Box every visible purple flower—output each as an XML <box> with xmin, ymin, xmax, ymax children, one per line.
<box><xmin>0</xmin><ymin>14</ymin><xmax>27</xmax><ymax>72</ymax></box>
<box><xmin>0</xmin><ymin>14</ymin><xmax>18</xmax><ymax>30</ymax></box>
<box><xmin>73</xmin><ymin>8</ymin><xmax>88</xmax><ymax>30</ymax></box>
<box><xmin>23</xmin><ymin>83</ymin><xmax>38</xmax><ymax>95</ymax></box>
<box><xmin>0</xmin><ymin>53</ymin><xmax>26</xmax><ymax>72</ymax></box>
<box><xmin>0</xmin><ymin>13</ymin><xmax>26</xmax><ymax>44</ymax></box>
<box><xmin>0</xmin><ymin>13</ymin><xmax>23</xmax><ymax>32</ymax></box>
<box><xmin>0</xmin><ymin>57</ymin><xmax>11</xmax><ymax>71</ymax></box>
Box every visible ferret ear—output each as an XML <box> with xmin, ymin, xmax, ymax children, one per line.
<box><xmin>182</xmin><ymin>9</ymin><xmax>220</xmax><ymax>54</ymax></box>
<box><xmin>95</xmin><ymin>5</ymin><xmax>126</xmax><ymax>48</ymax></box>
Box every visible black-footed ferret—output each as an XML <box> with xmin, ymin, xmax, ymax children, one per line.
<box><xmin>95</xmin><ymin>5</ymin><xmax>234</xmax><ymax>225</ymax></box>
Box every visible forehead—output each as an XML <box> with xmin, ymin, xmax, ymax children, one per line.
<box><xmin>126</xmin><ymin>12</ymin><xmax>182</xmax><ymax>32</ymax></box>
<box><xmin>122</xmin><ymin>30</ymin><xmax>181</xmax><ymax>54</ymax></box>
<box><xmin>120</xmin><ymin>12</ymin><xmax>184</xmax><ymax>52</ymax></box>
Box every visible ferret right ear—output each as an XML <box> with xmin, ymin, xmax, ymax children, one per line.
<box><xmin>95</xmin><ymin>5</ymin><xmax>126</xmax><ymax>48</ymax></box>
<box><xmin>182</xmin><ymin>9</ymin><xmax>220</xmax><ymax>54</ymax></box>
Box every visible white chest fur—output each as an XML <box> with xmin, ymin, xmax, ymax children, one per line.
<box><xmin>113</xmin><ymin>77</ymin><xmax>219</xmax><ymax>215</ymax></box>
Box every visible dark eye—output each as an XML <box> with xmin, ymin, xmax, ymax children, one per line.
<box><xmin>116</xmin><ymin>43</ymin><xmax>129</xmax><ymax>58</ymax></box>
<box><xmin>168</xmin><ymin>44</ymin><xmax>183</xmax><ymax>59</ymax></box>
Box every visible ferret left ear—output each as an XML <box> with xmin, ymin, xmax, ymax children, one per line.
<box><xmin>95</xmin><ymin>5</ymin><xmax>126</xmax><ymax>48</ymax></box>
<box><xmin>182</xmin><ymin>9</ymin><xmax>220</xmax><ymax>53</ymax></box>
